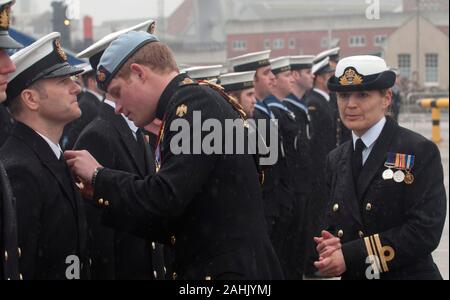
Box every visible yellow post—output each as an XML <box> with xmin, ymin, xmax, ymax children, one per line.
<box><xmin>418</xmin><ymin>98</ymin><xmax>448</xmax><ymax>144</ymax></box>
<box><xmin>431</xmin><ymin>107</ymin><xmax>442</xmax><ymax>143</ymax></box>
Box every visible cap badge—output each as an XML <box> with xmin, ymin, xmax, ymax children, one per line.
<box><xmin>148</xmin><ymin>23</ymin><xmax>156</xmax><ymax>34</ymax></box>
<box><xmin>176</xmin><ymin>105</ymin><xmax>188</xmax><ymax>118</ymax></box>
<box><xmin>339</xmin><ymin>67</ymin><xmax>363</xmax><ymax>86</ymax></box>
<box><xmin>54</xmin><ymin>39</ymin><xmax>68</xmax><ymax>61</ymax></box>
<box><xmin>97</xmin><ymin>71</ymin><xmax>106</xmax><ymax>82</ymax></box>
<box><xmin>0</xmin><ymin>4</ymin><xmax>11</xmax><ymax>29</ymax></box>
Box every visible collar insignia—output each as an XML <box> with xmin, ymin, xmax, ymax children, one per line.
<box><xmin>176</xmin><ymin>104</ymin><xmax>188</xmax><ymax>118</ymax></box>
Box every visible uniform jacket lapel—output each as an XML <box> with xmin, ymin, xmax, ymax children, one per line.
<box><xmin>142</xmin><ymin>133</ymin><xmax>156</xmax><ymax>175</ymax></box>
<box><xmin>12</xmin><ymin>122</ymin><xmax>77</xmax><ymax>211</ymax></box>
<box><xmin>100</xmin><ymin>104</ymin><xmax>147</xmax><ymax>177</ymax></box>
<box><xmin>357</xmin><ymin>118</ymin><xmax>399</xmax><ymax>201</ymax></box>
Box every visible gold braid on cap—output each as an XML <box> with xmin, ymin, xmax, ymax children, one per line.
<box><xmin>0</xmin><ymin>3</ymin><xmax>11</xmax><ymax>29</ymax></box>
<box><xmin>339</xmin><ymin>67</ymin><xmax>364</xmax><ymax>86</ymax></box>
<box><xmin>54</xmin><ymin>39</ymin><xmax>68</xmax><ymax>61</ymax></box>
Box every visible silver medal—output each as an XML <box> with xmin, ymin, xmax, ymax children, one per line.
<box><xmin>393</xmin><ymin>170</ymin><xmax>405</xmax><ymax>183</ymax></box>
<box><xmin>382</xmin><ymin>168</ymin><xmax>394</xmax><ymax>180</ymax></box>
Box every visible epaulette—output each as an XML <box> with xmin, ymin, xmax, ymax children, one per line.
<box><xmin>200</xmin><ymin>80</ymin><xmax>248</xmax><ymax>121</ymax></box>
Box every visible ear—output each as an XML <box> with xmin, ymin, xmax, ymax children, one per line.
<box><xmin>130</xmin><ymin>63</ymin><xmax>146</xmax><ymax>82</ymax></box>
<box><xmin>20</xmin><ymin>89</ymin><xmax>41</xmax><ymax>111</ymax></box>
<box><xmin>382</xmin><ymin>89</ymin><xmax>393</xmax><ymax>109</ymax></box>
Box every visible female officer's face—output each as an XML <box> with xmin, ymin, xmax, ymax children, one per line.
<box><xmin>337</xmin><ymin>90</ymin><xmax>392</xmax><ymax>137</ymax></box>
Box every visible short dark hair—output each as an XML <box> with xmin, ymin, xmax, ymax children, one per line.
<box><xmin>8</xmin><ymin>80</ymin><xmax>48</xmax><ymax>117</ymax></box>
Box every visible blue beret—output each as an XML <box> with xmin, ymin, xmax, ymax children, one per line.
<box><xmin>96</xmin><ymin>31</ymin><xmax>159</xmax><ymax>92</ymax></box>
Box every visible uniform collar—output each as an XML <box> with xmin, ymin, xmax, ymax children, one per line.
<box><xmin>36</xmin><ymin>131</ymin><xmax>63</xmax><ymax>159</ymax></box>
<box><xmin>264</xmin><ymin>94</ymin><xmax>283</xmax><ymax>104</ymax></box>
<box><xmin>104</xmin><ymin>99</ymin><xmax>139</xmax><ymax>134</ymax></box>
<box><xmin>156</xmin><ymin>73</ymin><xmax>190</xmax><ymax>120</ymax></box>
<box><xmin>86</xmin><ymin>89</ymin><xmax>104</xmax><ymax>102</ymax></box>
<box><xmin>352</xmin><ymin>117</ymin><xmax>386</xmax><ymax>150</ymax></box>
<box><xmin>287</xmin><ymin>93</ymin><xmax>301</xmax><ymax>102</ymax></box>
<box><xmin>313</xmin><ymin>88</ymin><xmax>330</xmax><ymax>102</ymax></box>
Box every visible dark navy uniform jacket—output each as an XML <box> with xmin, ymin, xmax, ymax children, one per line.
<box><xmin>323</xmin><ymin>117</ymin><xmax>446</xmax><ymax>280</ymax></box>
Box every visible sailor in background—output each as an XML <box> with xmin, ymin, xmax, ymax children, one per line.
<box><xmin>314</xmin><ymin>47</ymin><xmax>351</xmax><ymax>146</ymax></box>
<box><xmin>182</xmin><ymin>65</ymin><xmax>223</xmax><ymax>84</ymax></box>
<box><xmin>284</xmin><ymin>55</ymin><xmax>315</xmax><ymax>279</ymax></box>
<box><xmin>219</xmin><ymin>71</ymin><xmax>257</xmax><ymax>118</ymax></box>
<box><xmin>262</xmin><ymin>56</ymin><xmax>303</xmax><ymax>279</ymax></box>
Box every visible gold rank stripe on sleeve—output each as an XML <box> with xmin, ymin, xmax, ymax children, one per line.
<box><xmin>364</xmin><ymin>234</ymin><xmax>396</xmax><ymax>274</ymax></box>
<box><xmin>373</xmin><ymin>234</ymin><xmax>388</xmax><ymax>273</ymax></box>
<box><xmin>370</xmin><ymin>235</ymin><xmax>384</xmax><ymax>272</ymax></box>
<box><xmin>374</xmin><ymin>234</ymin><xmax>396</xmax><ymax>273</ymax></box>
<box><xmin>364</xmin><ymin>236</ymin><xmax>382</xmax><ymax>275</ymax></box>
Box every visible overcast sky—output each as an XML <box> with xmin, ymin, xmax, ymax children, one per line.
<box><xmin>29</xmin><ymin>0</ymin><xmax>184</xmax><ymax>24</ymax></box>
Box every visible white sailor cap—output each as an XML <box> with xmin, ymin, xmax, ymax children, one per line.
<box><xmin>328</xmin><ymin>55</ymin><xmax>396</xmax><ymax>92</ymax></box>
<box><xmin>312</xmin><ymin>57</ymin><xmax>335</xmax><ymax>75</ymax></box>
<box><xmin>178</xmin><ymin>63</ymin><xmax>191</xmax><ymax>72</ymax></box>
<box><xmin>290</xmin><ymin>55</ymin><xmax>315</xmax><ymax>70</ymax></box>
<box><xmin>76</xmin><ymin>62</ymin><xmax>94</xmax><ymax>77</ymax></box>
<box><xmin>0</xmin><ymin>0</ymin><xmax>22</xmax><ymax>49</ymax></box>
<box><xmin>6</xmin><ymin>32</ymin><xmax>83</xmax><ymax>105</ymax></box>
<box><xmin>77</xmin><ymin>19</ymin><xmax>156</xmax><ymax>70</ymax></box>
<box><xmin>182</xmin><ymin>65</ymin><xmax>223</xmax><ymax>81</ymax></box>
<box><xmin>270</xmin><ymin>57</ymin><xmax>291</xmax><ymax>75</ymax></box>
<box><xmin>220</xmin><ymin>71</ymin><xmax>256</xmax><ymax>93</ymax></box>
<box><xmin>228</xmin><ymin>50</ymin><xmax>271</xmax><ymax>72</ymax></box>
<box><xmin>314</xmin><ymin>47</ymin><xmax>340</xmax><ymax>64</ymax></box>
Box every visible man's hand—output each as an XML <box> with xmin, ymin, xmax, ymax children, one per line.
<box><xmin>65</xmin><ymin>150</ymin><xmax>102</xmax><ymax>184</ymax></box>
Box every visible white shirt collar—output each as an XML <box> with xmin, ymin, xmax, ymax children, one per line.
<box><xmin>352</xmin><ymin>117</ymin><xmax>386</xmax><ymax>150</ymax></box>
<box><xmin>313</xmin><ymin>88</ymin><xmax>330</xmax><ymax>102</ymax></box>
<box><xmin>87</xmin><ymin>89</ymin><xmax>104</xmax><ymax>102</ymax></box>
<box><xmin>104</xmin><ymin>99</ymin><xmax>139</xmax><ymax>134</ymax></box>
<box><xmin>36</xmin><ymin>132</ymin><xmax>63</xmax><ymax>159</ymax></box>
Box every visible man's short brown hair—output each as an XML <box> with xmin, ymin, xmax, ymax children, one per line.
<box><xmin>117</xmin><ymin>42</ymin><xmax>179</xmax><ymax>80</ymax></box>
<box><xmin>8</xmin><ymin>80</ymin><xmax>48</xmax><ymax>116</ymax></box>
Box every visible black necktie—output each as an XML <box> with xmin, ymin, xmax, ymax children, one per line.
<box><xmin>352</xmin><ymin>138</ymin><xmax>366</xmax><ymax>183</ymax></box>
